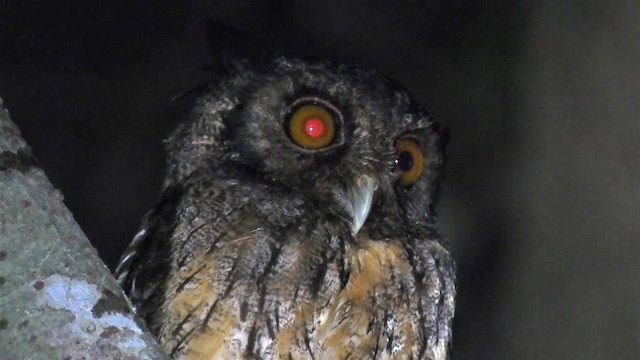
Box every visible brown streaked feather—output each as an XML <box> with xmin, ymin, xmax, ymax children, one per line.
<box><xmin>152</xmin><ymin>226</ymin><xmax>451</xmax><ymax>359</ymax></box>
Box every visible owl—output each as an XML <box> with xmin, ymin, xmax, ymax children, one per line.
<box><xmin>115</xmin><ymin>56</ymin><xmax>455</xmax><ymax>360</ymax></box>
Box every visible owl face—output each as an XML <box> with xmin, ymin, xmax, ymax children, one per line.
<box><xmin>168</xmin><ymin>57</ymin><xmax>444</xmax><ymax>238</ymax></box>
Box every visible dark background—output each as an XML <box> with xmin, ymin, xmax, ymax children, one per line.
<box><xmin>2</xmin><ymin>1</ymin><xmax>638</xmax><ymax>359</ymax></box>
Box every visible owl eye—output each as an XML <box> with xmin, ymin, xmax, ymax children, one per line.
<box><xmin>394</xmin><ymin>138</ymin><xmax>424</xmax><ymax>185</ymax></box>
<box><xmin>286</xmin><ymin>102</ymin><xmax>336</xmax><ymax>149</ymax></box>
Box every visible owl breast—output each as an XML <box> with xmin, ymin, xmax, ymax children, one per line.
<box><xmin>147</xmin><ymin>173</ymin><xmax>453</xmax><ymax>360</ymax></box>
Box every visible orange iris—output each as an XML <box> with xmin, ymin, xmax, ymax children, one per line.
<box><xmin>394</xmin><ymin>138</ymin><xmax>424</xmax><ymax>185</ymax></box>
<box><xmin>288</xmin><ymin>105</ymin><xmax>335</xmax><ymax>149</ymax></box>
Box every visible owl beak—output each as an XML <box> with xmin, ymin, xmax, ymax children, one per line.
<box><xmin>344</xmin><ymin>175</ymin><xmax>378</xmax><ymax>235</ymax></box>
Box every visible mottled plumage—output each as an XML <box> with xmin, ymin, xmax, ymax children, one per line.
<box><xmin>116</xmin><ymin>56</ymin><xmax>455</xmax><ymax>359</ymax></box>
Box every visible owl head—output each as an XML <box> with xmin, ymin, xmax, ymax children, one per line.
<box><xmin>165</xmin><ymin>56</ymin><xmax>446</xmax><ymax>238</ymax></box>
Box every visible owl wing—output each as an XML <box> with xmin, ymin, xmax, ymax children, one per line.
<box><xmin>114</xmin><ymin>185</ymin><xmax>183</xmax><ymax>319</ymax></box>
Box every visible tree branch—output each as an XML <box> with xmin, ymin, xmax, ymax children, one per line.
<box><xmin>0</xmin><ymin>97</ymin><xmax>168</xmax><ymax>359</ymax></box>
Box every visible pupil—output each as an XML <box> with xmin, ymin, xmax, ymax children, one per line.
<box><xmin>396</xmin><ymin>151</ymin><xmax>413</xmax><ymax>172</ymax></box>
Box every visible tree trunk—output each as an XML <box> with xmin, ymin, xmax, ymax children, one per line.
<box><xmin>0</xmin><ymin>98</ymin><xmax>167</xmax><ymax>359</ymax></box>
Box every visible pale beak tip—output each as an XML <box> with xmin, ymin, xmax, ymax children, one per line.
<box><xmin>348</xmin><ymin>175</ymin><xmax>378</xmax><ymax>235</ymax></box>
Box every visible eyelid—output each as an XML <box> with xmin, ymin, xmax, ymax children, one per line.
<box><xmin>287</xmin><ymin>97</ymin><xmax>343</xmax><ymax>121</ymax></box>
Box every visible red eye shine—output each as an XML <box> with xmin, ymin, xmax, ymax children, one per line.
<box><xmin>304</xmin><ymin>117</ymin><xmax>326</xmax><ymax>138</ymax></box>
